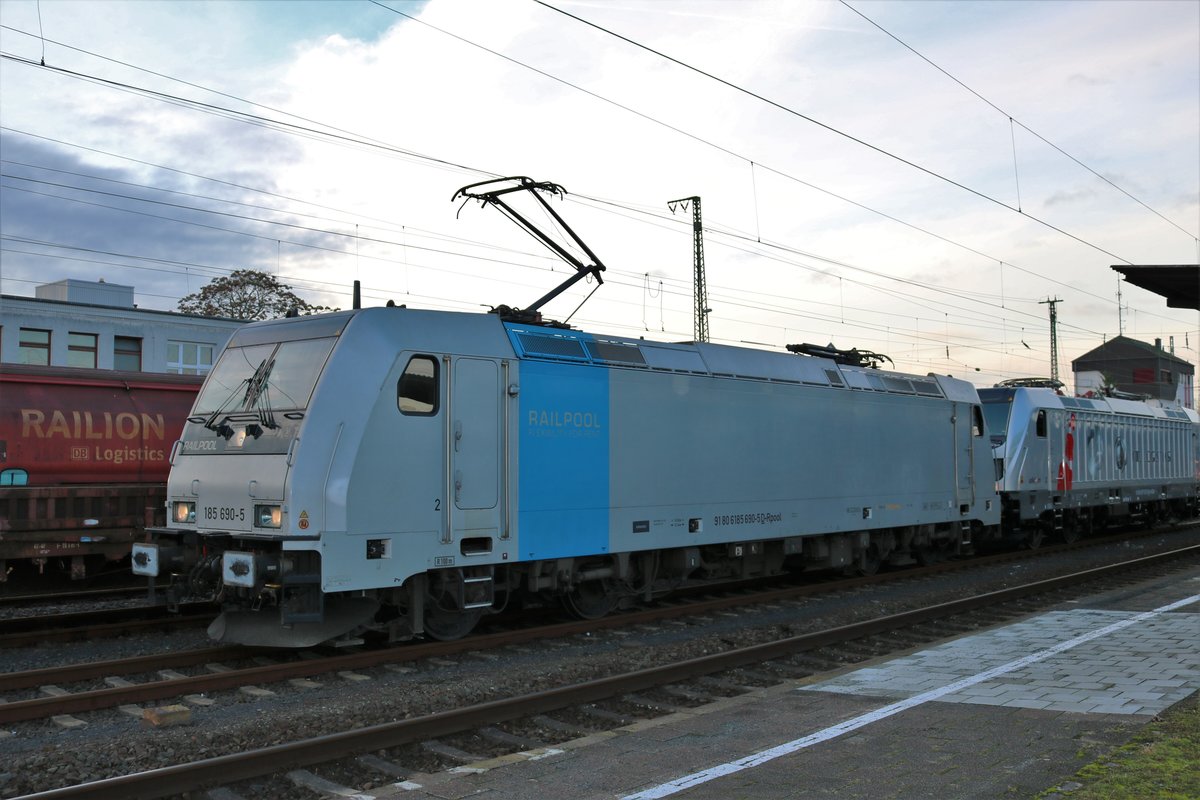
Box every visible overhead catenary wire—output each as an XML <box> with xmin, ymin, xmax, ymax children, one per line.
<box><xmin>0</xmin><ymin>10</ymin><xmax>1193</xmax><ymax>375</ymax></box>
<box><xmin>4</xmin><ymin>136</ymin><xmax>1185</xmax><ymax>376</ymax></box>
<box><xmin>6</xmin><ymin>143</ymin><xmax>1179</xmax><ymax>339</ymax></box>
<box><xmin>1</xmin><ymin>125</ymin><xmax>1087</xmax><ymax>335</ymax></box>
<box><xmin>0</xmin><ymin>128</ymin><xmax>560</xmax><ymax>263</ymax></box>
<box><xmin>0</xmin><ymin>24</ymin><xmax>1172</xmax><ymax>322</ymax></box>
<box><xmin>363</xmin><ymin>2</ymin><xmax>1178</xmax><ymax>317</ymax></box>
<box><xmin>837</xmin><ymin>0</ymin><xmax>1199</xmax><ymax>242</ymax></box>
<box><xmin>567</xmin><ymin>192</ymin><xmax>1136</xmax><ymax>336</ymax></box>
<box><xmin>0</xmin><ymin>25</ymin><xmax>500</xmax><ymax>181</ymax></box>
<box><xmin>4</xmin><ymin>145</ymin><xmax>1188</xmax><ymax>369</ymax></box>
<box><xmin>531</xmin><ymin>0</ymin><xmax>1189</xmax><ymax>261</ymax></box>
<box><xmin>1</xmin><ymin>159</ymin><xmax>1110</xmax><ymax>344</ymax></box>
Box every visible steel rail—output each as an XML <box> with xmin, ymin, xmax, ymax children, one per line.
<box><xmin>0</xmin><ymin>610</ymin><xmax>213</xmax><ymax>649</ymax></box>
<box><xmin>0</xmin><ymin>543</ymin><xmax>1097</xmax><ymax>719</ymax></box>
<box><xmin>0</xmin><ymin>645</ymin><xmax>255</xmax><ymax>692</ymax></box>
<box><xmin>0</xmin><ymin>601</ymin><xmax>212</xmax><ymax>636</ymax></box>
<box><xmin>2</xmin><ymin>532</ymin><xmax>1195</xmax><ymax>723</ymax></box>
<box><xmin>0</xmin><ymin>583</ymin><xmax>168</xmax><ymax>607</ymax></box>
<box><xmin>16</xmin><ymin>543</ymin><xmax>1199</xmax><ymax>800</ymax></box>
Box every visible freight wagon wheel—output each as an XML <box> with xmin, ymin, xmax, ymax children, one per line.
<box><xmin>562</xmin><ymin>579</ymin><xmax>620</xmax><ymax>620</ymax></box>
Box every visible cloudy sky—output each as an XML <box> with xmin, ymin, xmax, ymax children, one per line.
<box><xmin>1</xmin><ymin>0</ymin><xmax>1197</xmax><ymax>390</ymax></box>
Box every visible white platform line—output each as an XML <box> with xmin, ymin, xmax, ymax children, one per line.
<box><xmin>623</xmin><ymin>594</ymin><xmax>1200</xmax><ymax>800</ymax></box>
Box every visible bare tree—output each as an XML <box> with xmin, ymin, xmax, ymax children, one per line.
<box><xmin>177</xmin><ymin>269</ymin><xmax>337</xmax><ymax>320</ymax></box>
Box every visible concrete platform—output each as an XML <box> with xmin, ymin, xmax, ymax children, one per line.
<box><xmin>375</xmin><ymin>566</ymin><xmax>1200</xmax><ymax>800</ymax></box>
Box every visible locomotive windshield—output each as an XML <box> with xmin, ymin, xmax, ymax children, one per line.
<box><xmin>978</xmin><ymin>388</ymin><xmax>1015</xmax><ymax>442</ymax></box>
<box><xmin>194</xmin><ymin>337</ymin><xmax>336</xmax><ymax>416</ymax></box>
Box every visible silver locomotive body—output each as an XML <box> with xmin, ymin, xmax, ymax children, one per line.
<box><xmin>980</xmin><ymin>386</ymin><xmax>1200</xmax><ymax>543</ymax></box>
<box><xmin>135</xmin><ymin>306</ymin><xmax>1001</xmax><ymax>646</ymax></box>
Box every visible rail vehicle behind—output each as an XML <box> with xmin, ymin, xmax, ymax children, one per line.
<box><xmin>0</xmin><ymin>364</ymin><xmax>202</xmax><ymax>581</ymax></box>
<box><xmin>982</xmin><ymin>386</ymin><xmax>1200</xmax><ymax>544</ymax></box>
<box><xmin>133</xmin><ymin>307</ymin><xmax>1001</xmax><ymax>646</ymax></box>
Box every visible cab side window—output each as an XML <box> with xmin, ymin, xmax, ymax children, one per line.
<box><xmin>972</xmin><ymin>405</ymin><xmax>984</xmax><ymax>437</ymax></box>
<box><xmin>1035</xmin><ymin>410</ymin><xmax>1047</xmax><ymax>437</ymax></box>
<box><xmin>398</xmin><ymin>355</ymin><xmax>439</xmax><ymax>415</ymax></box>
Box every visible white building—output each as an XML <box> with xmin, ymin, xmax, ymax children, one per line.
<box><xmin>0</xmin><ymin>279</ymin><xmax>244</xmax><ymax>374</ymax></box>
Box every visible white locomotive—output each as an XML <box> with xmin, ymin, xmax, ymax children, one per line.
<box><xmin>132</xmin><ymin>179</ymin><xmax>1198</xmax><ymax>647</ymax></box>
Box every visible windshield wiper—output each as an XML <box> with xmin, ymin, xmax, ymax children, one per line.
<box><xmin>242</xmin><ymin>356</ymin><xmax>273</xmax><ymax>409</ymax></box>
<box><xmin>242</xmin><ymin>355</ymin><xmax>280</xmax><ymax>437</ymax></box>
<box><xmin>190</xmin><ymin>350</ymin><xmax>290</xmax><ymax>440</ymax></box>
<box><xmin>197</xmin><ymin>355</ymin><xmax>281</xmax><ymax>439</ymax></box>
<box><xmin>201</xmin><ymin>376</ymin><xmax>252</xmax><ymax>438</ymax></box>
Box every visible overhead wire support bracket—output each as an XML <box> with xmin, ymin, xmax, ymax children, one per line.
<box><xmin>453</xmin><ymin>176</ymin><xmax>606</xmax><ymax>325</ymax></box>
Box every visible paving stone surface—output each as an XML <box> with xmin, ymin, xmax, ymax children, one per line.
<box><xmin>370</xmin><ymin>570</ymin><xmax>1200</xmax><ymax>800</ymax></box>
<box><xmin>801</xmin><ymin>608</ymin><xmax>1200</xmax><ymax>716</ymax></box>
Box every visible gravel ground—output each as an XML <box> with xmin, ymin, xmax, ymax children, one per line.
<box><xmin>2</xmin><ymin>525</ymin><xmax>1198</xmax><ymax>797</ymax></box>
<box><xmin>0</xmin><ymin>588</ymin><xmax>164</xmax><ymax>622</ymax></box>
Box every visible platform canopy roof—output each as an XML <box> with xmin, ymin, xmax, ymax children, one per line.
<box><xmin>1111</xmin><ymin>265</ymin><xmax>1199</xmax><ymax>310</ymax></box>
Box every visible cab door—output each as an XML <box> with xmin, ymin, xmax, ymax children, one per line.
<box><xmin>952</xmin><ymin>402</ymin><xmax>977</xmax><ymax>506</ymax></box>
<box><xmin>393</xmin><ymin>353</ymin><xmax>446</xmax><ymax>539</ymax></box>
<box><xmin>451</xmin><ymin>357</ymin><xmax>500</xmax><ymax>514</ymax></box>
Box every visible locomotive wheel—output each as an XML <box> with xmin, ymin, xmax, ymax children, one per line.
<box><xmin>1023</xmin><ymin>529</ymin><xmax>1045</xmax><ymax>550</ymax></box>
<box><xmin>1061</xmin><ymin>522</ymin><xmax>1081</xmax><ymax>544</ymax></box>
<box><xmin>562</xmin><ymin>579</ymin><xmax>619</xmax><ymax>620</ymax></box>
<box><xmin>423</xmin><ymin>605</ymin><xmax>483</xmax><ymax>641</ymax></box>
<box><xmin>915</xmin><ymin>541</ymin><xmax>951</xmax><ymax>566</ymax></box>
<box><xmin>856</xmin><ymin>544</ymin><xmax>883</xmax><ymax>576</ymax></box>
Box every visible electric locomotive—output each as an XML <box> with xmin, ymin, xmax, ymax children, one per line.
<box><xmin>132</xmin><ymin>178</ymin><xmax>1001</xmax><ymax>647</ymax></box>
<box><xmin>982</xmin><ymin>381</ymin><xmax>1200</xmax><ymax>546</ymax></box>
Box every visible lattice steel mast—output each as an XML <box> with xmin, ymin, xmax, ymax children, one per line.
<box><xmin>668</xmin><ymin>196</ymin><xmax>710</xmax><ymax>342</ymax></box>
<box><xmin>1040</xmin><ymin>296</ymin><xmax>1063</xmax><ymax>382</ymax></box>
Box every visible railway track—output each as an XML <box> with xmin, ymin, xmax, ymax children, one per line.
<box><xmin>0</xmin><ymin>575</ymin><xmax>171</xmax><ymax>606</ymax></box>
<box><xmin>5</xmin><ymin>542</ymin><xmax>1199</xmax><ymax>799</ymax></box>
<box><xmin>0</xmin><ymin>602</ymin><xmax>213</xmax><ymax>648</ymax></box>
<box><xmin>0</xmin><ymin>581</ymin><xmax>166</xmax><ymax>608</ymax></box>
<box><xmin>2</xmin><ymin>526</ymin><xmax>1196</xmax><ymax>723</ymax></box>
<box><xmin>0</xmin><ymin>522</ymin><xmax>1185</xmax><ymax>650</ymax></box>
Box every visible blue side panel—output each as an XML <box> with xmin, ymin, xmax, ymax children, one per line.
<box><xmin>516</xmin><ymin>358</ymin><xmax>610</xmax><ymax>560</ymax></box>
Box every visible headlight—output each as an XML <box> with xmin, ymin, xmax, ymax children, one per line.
<box><xmin>254</xmin><ymin>504</ymin><xmax>282</xmax><ymax>528</ymax></box>
<box><xmin>172</xmin><ymin>501</ymin><xmax>196</xmax><ymax>524</ymax></box>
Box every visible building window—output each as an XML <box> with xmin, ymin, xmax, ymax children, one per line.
<box><xmin>167</xmin><ymin>340</ymin><xmax>214</xmax><ymax>375</ymax></box>
<box><xmin>114</xmin><ymin>336</ymin><xmax>142</xmax><ymax>371</ymax></box>
<box><xmin>18</xmin><ymin>328</ymin><xmax>50</xmax><ymax>365</ymax></box>
<box><xmin>67</xmin><ymin>332</ymin><xmax>98</xmax><ymax>368</ymax></box>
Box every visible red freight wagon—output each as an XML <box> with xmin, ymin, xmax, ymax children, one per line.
<box><xmin>0</xmin><ymin>364</ymin><xmax>202</xmax><ymax>581</ymax></box>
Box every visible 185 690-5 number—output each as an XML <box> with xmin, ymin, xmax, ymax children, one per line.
<box><xmin>203</xmin><ymin>506</ymin><xmax>245</xmax><ymax>522</ymax></box>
